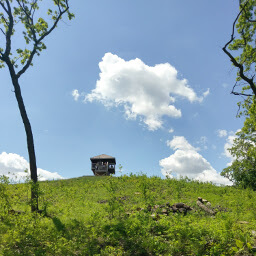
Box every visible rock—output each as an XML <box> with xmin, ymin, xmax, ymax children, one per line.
<box><xmin>251</xmin><ymin>230</ymin><xmax>256</xmax><ymax>237</ymax></box>
<box><xmin>98</xmin><ymin>199</ymin><xmax>108</xmax><ymax>204</ymax></box>
<box><xmin>166</xmin><ymin>202</ymin><xmax>171</xmax><ymax>207</ymax></box>
<box><xmin>171</xmin><ymin>206</ymin><xmax>178</xmax><ymax>212</ymax></box>
<box><xmin>202</xmin><ymin>199</ymin><xmax>208</xmax><ymax>204</ymax></box>
<box><xmin>197</xmin><ymin>200</ymin><xmax>216</xmax><ymax>215</ymax></box>
<box><xmin>150</xmin><ymin>213</ymin><xmax>159</xmax><ymax>220</ymax></box>
<box><xmin>178</xmin><ymin>208</ymin><xmax>186</xmax><ymax>213</ymax></box>
<box><xmin>183</xmin><ymin>204</ymin><xmax>192</xmax><ymax>210</ymax></box>
<box><xmin>162</xmin><ymin>209</ymin><xmax>168</xmax><ymax>214</ymax></box>
<box><xmin>154</xmin><ymin>205</ymin><xmax>160</xmax><ymax>209</ymax></box>
<box><xmin>198</xmin><ymin>197</ymin><xmax>203</xmax><ymax>202</ymax></box>
<box><xmin>206</xmin><ymin>202</ymin><xmax>211</xmax><ymax>207</ymax></box>
<box><xmin>175</xmin><ymin>203</ymin><xmax>185</xmax><ymax>208</ymax></box>
<box><xmin>238</xmin><ymin>221</ymin><xmax>249</xmax><ymax>224</ymax></box>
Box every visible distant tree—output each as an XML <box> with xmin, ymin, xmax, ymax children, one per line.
<box><xmin>221</xmin><ymin>98</ymin><xmax>256</xmax><ymax>190</ymax></box>
<box><xmin>0</xmin><ymin>0</ymin><xmax>74</xmax><ymax>211</ymax></box>
<box><xmin>222</xmin><ymin>0</ymin><xmax>256</xmax><ymax>97</ymax></box>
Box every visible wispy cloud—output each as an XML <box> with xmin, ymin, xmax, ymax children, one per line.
<box><xmin>217</xmin><ymin>129</ymin><xmax>228</xmax><ymax>138</ymax></box>
<box><xmin>168</xmin><ymin>128</ymin><xmax>174</xmax><ymax>133</ymax></box>
<box><xmin>72</xmin><ymin>89</ymin><xmax>80</xmax><ymax>101</ymax></box>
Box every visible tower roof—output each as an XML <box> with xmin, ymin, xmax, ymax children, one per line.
<box><xmin>90</xmin><ymin>154</ymin><xmax>116</xmax><ymax>164</ymax></box>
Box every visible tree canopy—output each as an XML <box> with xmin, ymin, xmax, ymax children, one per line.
<box><xmin>221</xmin><ymin>98</ymin><xmax>256</xmax><ymax>189</ymax></box>
<box><xmin>221</xmin><ymin>0</ymin><xmax>256</xmax><ymax>189</ymax></box>
<box><xmin>223</xmin><ymin>0</ymin><xmax>256</xmax><ymax>97</ymax></box>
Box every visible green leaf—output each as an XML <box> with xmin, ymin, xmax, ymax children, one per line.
<box><xmin>236</xmin><ymin>239</ymin><xmax>244</xmax><ymax>249</ymax></box>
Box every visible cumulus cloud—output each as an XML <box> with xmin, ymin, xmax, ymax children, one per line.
<box><xmin>72</xmin><ymin>89</ymin><xmax>80</xmax><ymax>101</ymax></box>
<box><xmin>159</xmin><ymin>136</ymin><xmax>232</xmax><ymax>185</ymax></box>
<box><xmin>217</xmin><ymin>129</ymin><xmax>228</xmax><ymax>138</ymax></box>
<box><xmin>83</xmin><ymin>53</ymin><xmax>209</xmax><ymax>131</ymax></box>
<box><xmin>223</xmin><ymin>131</ymin><xmax>240</xmax><ymax>166</ymax></box>
<box><xmin>0</xmin><ymin>152</ymin><xmax>63</xmax><ymax>182</ymax></box>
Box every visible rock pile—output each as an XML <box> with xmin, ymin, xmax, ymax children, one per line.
<box><xmin>132</xmin><ymin>202</ymin><xmax>193</xmax><ymax>219</ymax></box>
<box><xmin>197</xmin><ymin>197</ymin><xmax>216</xmax><ymax>215</ymax></box>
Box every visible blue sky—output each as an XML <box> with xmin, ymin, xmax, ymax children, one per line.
<box><xmin>0</xmin><ymin>0</ymin><xmax>243</xmax><ymax>184</ymax></box>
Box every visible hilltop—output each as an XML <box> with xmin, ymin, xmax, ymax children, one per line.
<box><xmin>1</xmin><ymin>175</ymin><xmax>256</xmax><ymax>255</ymax></box>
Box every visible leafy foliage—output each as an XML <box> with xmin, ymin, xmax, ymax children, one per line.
<box><xmin>221</xmin><ymin>99</ymin><xmax>256</xmax><ymax>190</ymax></box>
<box><xmin>222</xmin><ymin>0</ymin><xmax>256</xmax><ymax>191</ymax></box>
<box><xmin>1</xmin><ymin>175</ymin><xmax>256</xmax><ymax>255</ymax></box>
<box><xmin>223</xmin><ymin>0</ymin><xmax>256</xmax><ymax>96</ymax></box>
<box><xmin>0</xmin><ymin>0</ymin><xmax>74</xmax><ymax>75</ymax></box>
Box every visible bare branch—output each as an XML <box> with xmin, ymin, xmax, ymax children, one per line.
<box><xmin>0</xmin><ymin>27</ymin><xmax>5</xmax><ymax>35</ymax></box>
<box><xmin>230</xmin><ymin>81</ymin><xmax>253</xmax><ymax>97</ymax></box>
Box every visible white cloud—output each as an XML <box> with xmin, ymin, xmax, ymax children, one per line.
<box><xmin>84</xmin><ymin>53</ymin><xmax>209</xmax><ymax>131</ymax></box>
<box><xmin>196</xmin><ymin>136</ymin><xmax>208</xmax><ymax>150</ymax></box>
<box><xmin>223</xmin><ymin>130</ymin><xmax>240</xmax><ymax>166</ymax></box>
<box><xmin>72</xmin><ymin>89</ymin><xmax>80</xmax><ymax>101</ymax></box>
<box><xmin>168</xmin><ymin>128</ymin><xmax>174</xmax><ymax>133</ymax></box>
<box><xmin>160</xmin><ymin>136</ymin><xmax>232</xmax><ymax>185</ymax></box>
<box><xmin>167</xmin><ymin>136</ymin><xmax>197</xmax><ymax>151</ymax></box>
<box><xmin>217</xmin><ymin>129</ymin><xmax>228</xmax><ymax>138</ymax></box>
<box><xmin>202</xmin><ymin>88</ymin><xmax>210</xmax><ymax>98</ymax></box>
<box><xmin>0</xmin><ymin>152</ymin><xmax>63</xmax><ymax>182</ymax></box>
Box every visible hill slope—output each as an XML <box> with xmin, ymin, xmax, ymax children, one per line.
<box><xmin>1</xmin><ymin>175</ymin><xmax>256</xmax><ymax>255</ymax></box>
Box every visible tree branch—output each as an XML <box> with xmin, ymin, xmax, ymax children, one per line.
<box><xmin>16</xmin><ymin>0</ymin><xmax>37</xmax><ymax>42</ymax></box>
<box><xmin>3</xmin><ymin>0</ymin><xmax>13</xmax><ymax>58</ymax></box>
<box><xmin>231</xmin><ymin>81</ymin><xmax>254</xmax><ymax>97</ymax></box>
<box><xmin>0</xmin><ymin>1</ymin><xmax>9</xmax><ymax>14</ymax></box>
<box><xmin>0</xmin><ymin>27</ymin><xmax>6</xmax><ymax>35</ymax></box>
<box><xmin>222</xmin><ymin>0</ymin><xmax>256</xmax><ymax>96</ymax></box>
<box><xmin>17</xmin><ymin>4</ymin><xmax>69</xmax><ymax>78</ymax></box>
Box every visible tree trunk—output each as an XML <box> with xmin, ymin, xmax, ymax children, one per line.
<box><xmin>7</xmin><ymin>64</ymin><xmax>38</xmax><ymax>212</ymax></box>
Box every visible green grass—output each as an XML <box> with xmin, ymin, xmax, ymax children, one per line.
<box><xmin>1</xmin><ymin>174</ymin><xmax>256</xmax><ymax>255</ymax></box>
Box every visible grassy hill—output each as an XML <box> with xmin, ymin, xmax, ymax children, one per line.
<box><xmin>1</xmin><ymin>174</ymin><xmax>256</xmax><ymax>255</ymax></box>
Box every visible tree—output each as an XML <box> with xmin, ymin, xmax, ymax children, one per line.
<box><xmin>221</xmin><ymin>0</ymin><xmax>256</xmax><ymax>189</ymax></box>
<box><xmin>0</xmin><ymin>0</ymin><xmax>74</xmax><ymax>211</ymax></box>
<box><xmin>222</xmin><ymin>0</ymin><xmax>256</xmax><ymax>97</ymax></box>
<box><xmin>221</xmin><ymin>98</ymin><xmax>256</xmax><ymax>190</ymax></box>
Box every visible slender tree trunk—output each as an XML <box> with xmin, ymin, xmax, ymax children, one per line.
<box><xmin>7</xmin><ymin>63</ymin><xmax>38</xmax><ymax>212</ymax></box>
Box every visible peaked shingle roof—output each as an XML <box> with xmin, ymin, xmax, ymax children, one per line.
<box><xmin>90</xmin><ymin>154</ymin><xmax>115</xmax><ymax>160</ymax></box>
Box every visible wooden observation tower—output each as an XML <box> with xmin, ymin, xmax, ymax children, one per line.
<box><xmin>90</xmin><ymin>154</ymin><xmax>116</xmax><ymax>176</ymax></box>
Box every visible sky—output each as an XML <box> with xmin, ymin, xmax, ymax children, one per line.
<box><xmin>0</xmin><ymin>0</ymin><xmax>244</xmax><ymax>184</ymax></box>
